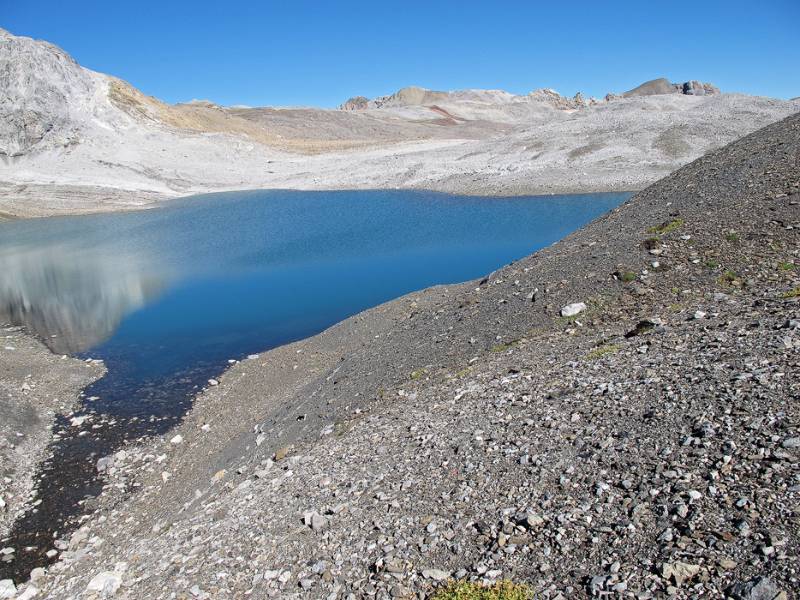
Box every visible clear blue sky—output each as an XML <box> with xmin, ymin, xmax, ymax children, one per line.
<box><xmin>3</xmin><ymin>0</ymin><xmax>798</xmax><ymax>107</ymax></box>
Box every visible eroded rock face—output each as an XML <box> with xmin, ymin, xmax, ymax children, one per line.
<box><xmin>0</xmin><ymin>28</ymin><xmax>99</xmax><ymax>156</ymax></box>
<box><xmin>622</xmin><ymin>77</ymin><xmax>720</xmax><ymax>98</ymax></box>
<box><xmin>338</xmin><ymin>95</ymin><xmax>369</xmax><ymax>111</ymax></box>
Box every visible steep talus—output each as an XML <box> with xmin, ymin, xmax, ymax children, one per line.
<box><xmin>16</xmin><ymin>113</ymin><xmax>799</xmax><ymax>598</ymax></box>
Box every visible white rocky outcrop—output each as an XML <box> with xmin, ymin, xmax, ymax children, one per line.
<box><xmin>1</xmin><ymin>27</ymin><xmax>798</xmax><ymax>219</ymax></box>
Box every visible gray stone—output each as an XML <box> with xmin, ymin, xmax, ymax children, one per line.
<box><xmin>560</xmin><ymin>302</ymin><xmax>587</xmax><ymax>317</ymax></box>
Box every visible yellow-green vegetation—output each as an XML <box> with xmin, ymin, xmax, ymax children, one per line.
<box><xmin>725</xmin><ymin>232</ymin><xmax>740</xmax><ymax>243</ymax></box>
<box><xmin>781</xmin><ymin>287</ymin><xmax>800</xmax><ymax>299</ymax></box>
<box><xmin>647</xmin><ymin>218</ymin><xmax>684</xmax><ymax>235</ymax></box>
<box><xmin>619</xmin><ymin>271</ymin><xmax>637</xmax><ymax>283</ymax></box>
<box><xmin>453</xmin><ymin>366</ymin><xmax>472</xmax><ymax>378</ymax></box>
<box><xmin>587</xmin><ymin>343</ymin><xmax>621</xmax><ymax>360</ymax></box>
<box><xmin>490</xmin><ymin>340</ymin><xmax>518</xmax><ymax>353</ymax></box>
<box><xmin>431</xmin><ymin>580</ymin><xmax>533</xmax><ymax>600</ymax></box>
<box><xmin>719</xmin><ymin>270</ymin><xmax>740</xmax><ymax>285</ymax></box>
<box><xmin>410</xmin><ymin>368</ymin><xmax>428</xmax><ymax>381</ymax></box>
<box><xmin>778</xmin><ymin>261</ymin><xmax>795</xmax><ymax>271</ymax></box>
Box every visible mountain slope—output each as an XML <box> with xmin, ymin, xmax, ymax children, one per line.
<box><xmin>15</xmin><ymin>110</ymin><xmax>800</xmax><ymax>600</ymax></box>
<box><xmin>1</xmin><ymin>28</ymin><xmax>799</xmax><ymax>218</ymax></box>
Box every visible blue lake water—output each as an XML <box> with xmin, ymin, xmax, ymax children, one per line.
<box><xmin>0</xmin><ymin>188</ymin><xmax>629</xmax><ymax>580</ymax></box>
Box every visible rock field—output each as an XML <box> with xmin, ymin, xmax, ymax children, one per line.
<box><xmin>2</xmin><ymin>107</ymin><xmax>797</xmax><ymax>599</ymax></box>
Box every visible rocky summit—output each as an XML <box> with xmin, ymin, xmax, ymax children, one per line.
<box><xmin>4</xmin><ymin>109</ymin><xmax>797</xmax><ymax>598</ymax></box>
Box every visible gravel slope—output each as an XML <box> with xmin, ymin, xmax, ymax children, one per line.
<box><xmin>7</xmin><ymin>112</ymin><xmax>798</xmax><ymax>599</ymax></box>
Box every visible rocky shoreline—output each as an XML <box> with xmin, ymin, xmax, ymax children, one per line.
<box><xmin>0</xmin><ymin>111</ymin><xmax>795</xmax><ymax>598</ymax></box>
<box><xmin>0</xmin><ymin>329</ymin><xmax>104</xmax><ymax>543</ymax></box>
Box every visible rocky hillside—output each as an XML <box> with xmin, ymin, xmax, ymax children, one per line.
<box><xmin>339</xmin><ymin>78</ymin><xmax>720</xmax><ymax>111</ymax></box>
<box><xmin>1</xmin><ymin>27</ymin><xmax>799</xmax><ymax>218</ymax></box>
<box><xmin>8</xmin><ymin>111</ymin><xmax>798</xmax><ymax>599</ymax></box>
<box><xmin>620</xmin><ymin>78</ymin><xmax>720</xmax><ymax>98</ymax></box>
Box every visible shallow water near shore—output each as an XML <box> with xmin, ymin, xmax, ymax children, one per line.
<box><xmin>0</xmin><ymin>189</ymin><xmax>629</xmax><ymax>580</ymax></box>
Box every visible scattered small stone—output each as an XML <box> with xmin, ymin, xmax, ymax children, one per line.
<box><xmin>86</xmin><ymin>571</ymin><xmax>122</xmax><ymax>595</ymax></box>
<box><xmin>421</xmin><ymin>569</ymin><xmax>450</xmax><ymax>581</ymax></box>
<box><xmin>0</xmin><ymin>580</ymin><xmax>15</xmax><ymax>600</ymax></box>
<box><xmin>560</xmin><ymin>302</ymin><xmax>587</xmax><ymax>317</ymax></box>
<box><xmin>662</xmin><ymin>561</ymin><xmax>701</xmax><ymax>587</ymax></box>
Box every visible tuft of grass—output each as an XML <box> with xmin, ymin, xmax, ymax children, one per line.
<box><xmin>490</xmin><ymin>340</ymin><xmax>518</xmax><ymax>353</ymax></box>
<box><xmin>778</xmin><ymin>262</ymin><xmax>795</xmax><ymax>271</ymax></box>
<box><xmin>705</xmin><ymin>259</ymin><xmax>720</xmax><ymax>270</ymax></box>
<box><xmin>781</xmin><ymin>287</ymin><xmax>800</xmax><ymax>299</ymax></box>
<box><xmin>719</xmin><ymin>270</ymin><xmax>740</xmax><ymax>285</ymax></box>
<box><xmin>647</xmin><ymin>218</ymin><xmax>684</xmax><ymax>235</ymax></box>
<box><xmin>587</xmin><ymin>343</ymin><xmax>621</xmax><ymax>360</ymax></box>
<box><xmin>453</xmin><ymin>367</ymin><xmax>472</xmax><ymax>378</ymax></box>
<box><xmin>410</xmin><ymin>368</ymin><xmax>428</xmax><ymax>381</ymax></box>
<box><xmin>431</xmin><ymin>581</ymin><xmax>533</xmax><ymax>600</ymax></box>
<box><xmin>725</xmin><ymin>232</ymin><xmax>740</xmax><ymax>243</ymax></box>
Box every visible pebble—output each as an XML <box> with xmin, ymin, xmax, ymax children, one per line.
<box><xmin>422</xmin><ymin>569</ymin><xmax>450</xmax><ymax>581</ymax></box>
<box><xmin>560</xmin><ymin>302</ymin><xmax>587</xmax><ymax>317</ymax></box>
<box><xmin>0</xmin><ymin>580</ymin><xmax>15</xmax><ymax>600</ymax></box>
<box><xmin>86</xmin><ymin>571</ymin><xmax>122</xmax><ymax>595</ymax></box>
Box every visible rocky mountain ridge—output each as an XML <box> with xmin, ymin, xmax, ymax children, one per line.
<box><xmin>0</xmin><ymin>27</ymin><xmax>798</xmax><ymax>222</ymax></box>
<box><xmin>338</xmin><ymin>78</ymin><xmax>720</xmax><ymax>111</ymax></box>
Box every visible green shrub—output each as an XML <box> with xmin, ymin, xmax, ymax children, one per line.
<box><xmin>410</xmin><ymin>368</ymin><xmax>428</xmax><ymax>380</ymax></box>
<box><xmin>431</xmin><ymin>580</ymin><xmax>533</xmax><ymax>600</ymax></box>
<box><xmin>719</xmin><ymin>270</ymin><xmax>740</xmax><ymax>285</ymax></box>
<box><xmin>587</xmin><ymin>343</ymin><xmax>621</xmax><ymax>360</ymax></box>
<box><xmin>490</xmin><ymin>340</ymin><xmax>518</xmax><ymax>353</ymax></box>
<box><xmin>781</xmin><ymin>287</ymin><xmax>800</xmax><ymax>299</ymax></box>
<box><xmin>647</xmin><ymin>218</ymin><xmax>684</xmax><ymax>235</ymax></box>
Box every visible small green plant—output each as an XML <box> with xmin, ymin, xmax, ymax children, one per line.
<box><xmin>725</xmin><ymin>232</ymin><xmax>740</xmax><ymax>243</ymax></box>
<box><xmin>719</xmin><ymin>270</ymin><xmax>740</xmax><ymax>285</ymax></box>
<box><xmin>618</xmin><ymin>271</ymin><xmax>637</xmax><ymax>283</ymax></box>
<box><xmin>778</xmin><ymin>262</ymin><xmax>795</xmax><ymax>271</ymax></box>
<box><xmin>781</xmin><ymin>287</ymin><xmax>800</xmax><ymax>299</ymax></box>
<box><xmin>410</xmin><ymin>368</ymin><xmax>428</xmax><ymax>380</ymax></box>
<box><xmin>490</xmin><ymin>340</ymin><xmax>518</xmax><ymax>353</ymax></box>
<box><xmin>647</xmin><ymin>218</ymin><xmax>684</xmax><ymax>235</ymax></box>
<box><xmin>587</xmin><ymin>343</ymin><xmax>621</xmax><ymax>360</ymax></box>
<box><xmin>453</xmin><ymin>367</ymin><xmax>472</xmax><ymax>378</ymax></box>
<box><xmin>432</xmin><ymin>580</ymin><xmax>534</xmax><ymax>600</ymax></box>
<box><xmin>705</xmin><ymin>259</ymin><xmax>720</xmax><ymax>269</ymax></box>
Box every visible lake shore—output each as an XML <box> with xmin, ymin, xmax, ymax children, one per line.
<box><xmin>8</xmin><ymin>113</ymin><xmax>797</xmax><ymax>598</ymax></box>
<box><xmin>0</xmin><ymin>173</ymin><xmax>643</xmax><ymax>220</ymax></box>
<box><xmin>0</xmin><ymin>329</ymin><xmax>104</xmax><ymax>542</ymax></box>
